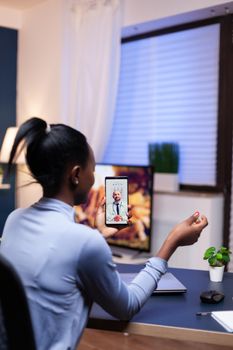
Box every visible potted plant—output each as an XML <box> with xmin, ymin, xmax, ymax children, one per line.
<box><xmin>203</xmin><ymin>246</ymin><xmax>232</xmax><ymax>282</ymax></box>
<box><xmin>149</xmin><ymin>142</ymin><xmax>179</xmax><ymax>191</ymax></box>
<box><xmin>0</xmin><ymin>165</ymin><xmax>4</xmax><ymax>184</ymax></box>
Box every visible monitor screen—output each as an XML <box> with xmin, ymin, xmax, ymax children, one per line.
<box><xmin>74</xmin><ymin>164</ymin><xmax>153</xmax><ymax>252</ymax></box>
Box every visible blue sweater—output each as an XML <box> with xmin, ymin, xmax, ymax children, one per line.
<box><xmin>0</xmin><ymin>198</ymin><xmax>167</xmax><ymax>350</ymax></box>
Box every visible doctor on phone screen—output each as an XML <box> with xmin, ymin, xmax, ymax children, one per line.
<box><xmin>107</xmin><ymin>190</ymin><xmax>128</xmax><ymax>223</ymax></box>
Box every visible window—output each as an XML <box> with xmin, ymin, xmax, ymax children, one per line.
<box><xmin>103</xmin><ymin>23</ymin><xmax>220</xmax><ymax>186</ymax></box>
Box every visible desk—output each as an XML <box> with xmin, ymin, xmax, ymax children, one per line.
<box><xmin>87</xmin><ymin>265</ymin><xmax>233</xmax><ymax>347</ymax></box>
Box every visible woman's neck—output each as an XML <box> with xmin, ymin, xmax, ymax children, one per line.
<box><xmin>43</xmin><ymin>191</ymin><xmax>74</xmax><ymax>207</ymax></box>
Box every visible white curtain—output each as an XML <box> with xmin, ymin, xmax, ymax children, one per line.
<box><xmin>62</xmin><ymin>0</ymin><xmax>122</xmax><ymax>161</ymax></box>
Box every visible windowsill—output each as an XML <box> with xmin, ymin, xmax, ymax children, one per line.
<box><xmin>154</xmin><ymin>190</ymin><xmax>223</xmax><ymax>198</ymax></box>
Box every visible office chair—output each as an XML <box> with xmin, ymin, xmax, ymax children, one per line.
<box><xmin>0</xmin><ymin>304</ymin><xmax>8</xmax><ymax>350</ymax></box>
<box><xmin>0</xmin><ymin>254</ymin><xmax>37</xmax><ymax>350</ymax></box>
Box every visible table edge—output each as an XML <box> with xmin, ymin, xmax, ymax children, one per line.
<box><xmin>87</xmin><ymin>318</ymin><xmax>233</xmax><ymax>346</ymax></box>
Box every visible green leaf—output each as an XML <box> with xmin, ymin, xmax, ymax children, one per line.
<box><xmin>216</xmin><ymin>253</ymin><xmax>222</xmax><ymax>261</ymax></box>
<box><xmin>208</xmin><ymin>257</ymin><xmax>217</xmax><ymax>266</ymax></box>
<box><xmin>222</xmin><ymin>255</ymin><xmax>230</xmax><ymax>263</ymax></box>
<box><xmin>205</xmin><ymin>247</ymin><xmax>216</xmax><ymax>254</ymax></box>
<box><xmin>203</xmin><ymin>247</ymin><xmax>215</xmax><ymax>259</ymax></box>
<box><xmin>220</xmin><ymin>246</ymin><xmax>227</xmax><ymax>252</ymax></box>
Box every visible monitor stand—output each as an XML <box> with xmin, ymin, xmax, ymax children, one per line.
<box><xmin>111</xmin><ymin>246</ymin><xmax>152</xmax><ymax>264</ymax></box>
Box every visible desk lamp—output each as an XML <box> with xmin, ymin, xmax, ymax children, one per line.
<box><xmin>0</xmin><ymin>127</ymin><xmax>25</xmax><ymax>164</ymax></box>
<box><xmin>0</xmin><ymin>127</ymin><xmax>25</xmax><ymax>188</ymax></box>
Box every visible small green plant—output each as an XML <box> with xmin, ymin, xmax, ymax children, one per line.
<box><xmin>149</xmin><ymin>142</ymin><xmax>179</xmax><ymax>173</ymax></box>
<box><xmin>203</xmin><ymin>246</ymin><xmax>232</xmax><ymax>267</ymax></box>
<box><xmin>0</xmin><ymin>165</ymin><xmax>4</xmax><ymax>177</ymax></box>
<box><xmin>0</xmin><ymin>165</ymin><xmax>3</xmax><ymax>184</ymax></box>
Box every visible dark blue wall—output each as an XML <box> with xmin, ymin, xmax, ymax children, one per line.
<box><xmin>0</xmin><ymin>26</ymin><xmax>17</xmax><ymax>235</ymax></box>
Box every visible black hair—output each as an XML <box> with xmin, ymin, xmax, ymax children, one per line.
<box><xmin>8</xmin><ymin>117</ymin><xmax>90</xmax><ymax>195</ymax></box>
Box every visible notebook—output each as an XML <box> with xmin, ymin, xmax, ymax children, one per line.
<box><xmin>120</xmin><ymin>272</ymin><xmax>187</xmax><ymax>294</ymax></box>
<box><xmin>211</xmin><ymin>311</ymin><xmax>233</xmax><ymax>332</ymax></box>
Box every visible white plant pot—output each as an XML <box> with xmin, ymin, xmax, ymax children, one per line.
<box><xmin>0</xmin><ymin>174</ymin><xmax>3</xmax><ymax>184</ymax></box>
<box><xmin>209</xmin><ymin>266</ymin><xmax>225</xmax><ymax>282</ymax></box>
<box><xmin>154</xmin><ymin>173</ymin><xmax>179</xmax><ymax>192</ymax></box>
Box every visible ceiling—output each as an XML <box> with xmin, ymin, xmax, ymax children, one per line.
<box><xmin>0</xmin><ymin>0</ymin><xmax>46</xmax><ymax>10</ymax></box>
<box><xmin>122</xmin><ymin>1</ymin><xmax>233</xmax><ymax>38</ymax></box>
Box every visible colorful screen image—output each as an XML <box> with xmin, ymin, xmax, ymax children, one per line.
<box><xmin>74</xmin><ymin>164</ymin><xmax>153</xmax><ymax>252</ymax></box>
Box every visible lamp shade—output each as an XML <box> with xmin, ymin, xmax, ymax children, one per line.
<box><xmin>0</xmin><ymin>127</ymin><xmax>25</xmax><ymax>164</ymax></box>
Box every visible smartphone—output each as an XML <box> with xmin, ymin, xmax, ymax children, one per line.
<box><xmin>105</xmin><ymin>176</ymin><xmax>128</xmax><ymax>226</ymax></box>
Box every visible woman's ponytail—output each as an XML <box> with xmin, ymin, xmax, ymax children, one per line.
<box><xmin>7</xmin><ymin>117</ymin><xmax>89</xmax><ymax>196</ymax></box>
<box><xmin>8</xmin><ymin>117</ymin><xmax>47</xmax><ymax>173</ymax></box>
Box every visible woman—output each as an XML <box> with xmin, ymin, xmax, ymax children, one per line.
<box><xmin>0</xmin><ymin>117</ymin><xmax>208</xmax><ymax>350</ymax></box>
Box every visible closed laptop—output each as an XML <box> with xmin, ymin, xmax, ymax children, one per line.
<box><xmin>120</xmin><ymin>272</ymin><xmax>187</xmax><ymax>294</ymax></box>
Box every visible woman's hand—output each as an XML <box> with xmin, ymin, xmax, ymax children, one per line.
<box><xmin>156</xmin><ymin>212</ymin><xmax>208</xmax><ymax>261</ymax></box>
<box><xmin>94</xmin><ymin>197</ymin><xmax>131</xmax><ymax>238</ymax></box>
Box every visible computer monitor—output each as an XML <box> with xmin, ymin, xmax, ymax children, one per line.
<box><xmin>74</xmin><ymin>164</ymin><xmax>153</xmax><ymax>252</ymax></box>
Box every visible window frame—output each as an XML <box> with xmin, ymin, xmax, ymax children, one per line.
<box><xmin>120</xmin><ymin>15</ymin><xmax>233</xmax><ymax>248</ymax></box>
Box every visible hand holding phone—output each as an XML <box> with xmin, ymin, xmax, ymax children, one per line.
<box><xmin>105</xmin><ymin>176</ymin><xmax>128</xmax><ymax>227</ymax></box>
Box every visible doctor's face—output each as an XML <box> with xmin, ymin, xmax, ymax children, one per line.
<box><xmin>113</xmin><ymin>191</ymin><xmax>121</xmax><ymax>202</ymax></box>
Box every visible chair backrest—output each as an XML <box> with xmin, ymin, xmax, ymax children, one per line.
<box><xmin>0</xmin><ymin>302</ymin><xmax>8</xmax><ymax>350</ymax></box>
<box><xmin>0</xmin><ymin>254</ymin><xmax>37</xmax><ymax>350</ymax></box>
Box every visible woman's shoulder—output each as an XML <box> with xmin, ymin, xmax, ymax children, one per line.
<box><xmin>5</xmin><ymin>207</ymin><xmax>26</xmax><ymax>222</ymax></box>
<box><xmin>73</xmin><ymin>222</ymin><xmax>98</xmax><ymax>236</ymax></box>
<box><xmin>2</xmin><ymin>207</ymin><xmax>28</xmax><ymax>236</ymax></box>
<box><xmin>73</xmin><ymin>223</ymin><xmax>106</xmax><ymax>243</ymax></box>
<box><xmin>75</xmin><ymin>224</ymin><xmax>110</xmax><ymax>252</ymax></box>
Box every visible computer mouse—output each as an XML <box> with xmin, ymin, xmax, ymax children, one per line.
<box><xmin>200</xmin><ymin>290</ymin><xmax>225</xmax><ymax>304</ymax></box>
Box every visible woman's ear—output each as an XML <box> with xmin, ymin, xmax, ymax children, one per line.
<box><xmin>70</xmin><ymin>165</ymin><xmax>80</xmax><ymax>185</ymax></box>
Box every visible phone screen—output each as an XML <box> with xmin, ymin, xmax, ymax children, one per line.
<box><xmin>105</xmin><ymin>176</ymin><xmax>128</xmax><ymax>226</ymax></box>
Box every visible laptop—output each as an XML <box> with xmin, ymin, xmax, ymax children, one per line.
<box><xmin>120</xmin><ymin>272</ymin><xmax>187</xmax><ymax>294</ymax></box>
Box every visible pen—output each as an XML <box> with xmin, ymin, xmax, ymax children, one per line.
<box><xmin>196</xmin><ymin>311</ymin><xmax>212</xmax><ymax>316</ymax></box>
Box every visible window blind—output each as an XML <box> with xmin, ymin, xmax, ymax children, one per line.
<box><xmin>103</xmin><ymin>24</ymin><xmax>220</xmax><ymax>186</ymax></box>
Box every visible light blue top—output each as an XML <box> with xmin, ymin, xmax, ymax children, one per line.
<box><xmin>0</xmin><ymin>198</ymin><xmax>167</xmax><ymax>350</ymax></box>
